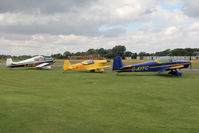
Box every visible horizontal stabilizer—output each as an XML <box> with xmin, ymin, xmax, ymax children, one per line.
<box><xmin>120</xmin><ymin>65</ymin><xmax>131</xmax><ymax>69</ymax></box>
<box><xmin>36</xmin><ymin>63</ymin><xmax>50</xmax><ymax>68</ymax></box>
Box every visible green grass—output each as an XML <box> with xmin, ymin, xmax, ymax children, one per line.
<box><xmin>191</xmin><ymin>63</ymin><xmax>199</xmax><ymax>69</ymax></box>
<box><xmin>0</xmin><ymin>67</ymin><xmax>199</xmax><ymax>133</ymax></box>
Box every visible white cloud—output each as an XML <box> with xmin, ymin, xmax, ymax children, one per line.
<box><xmin>165</xmin><ymin>26</ymin><xmax>177</xmax><ymax>35</ymax></box>
<box><xmin>182</xmin><ymin>0</ymin><xmax>199</xmax><ymax>18</ymax></box>
<box><xmin>0</xmin><ymin>0</ymin><xmax>199</xmax><ymax>55</ymax></box>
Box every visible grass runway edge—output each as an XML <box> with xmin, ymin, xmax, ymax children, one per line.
<box><xmin>0</xmin><ymin>67</ymin><xmax>199</xmax><ymax>133</ymax></box>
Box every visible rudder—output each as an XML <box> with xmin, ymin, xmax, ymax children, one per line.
<box><xmin>63</xmin><ymin>60</ymin><xmax>71</xmax><ymax>71</ymax></box>
<box><xmin>6</xmin><ymin>58</ymin><xmax>13</xmax><ymax>67</ymax></box>
<box><xmin>112</xmin><ymin>56</ymin><xmax>124</xmax><ymax>71</ymax></box>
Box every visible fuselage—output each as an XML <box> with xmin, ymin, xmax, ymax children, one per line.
<box><xmin>7</xmin><ymin>56</ymin><xmax>54</xmax><ymax>68</ymax></box>
<box><xmin>68</xmin><ymin>60</ymin><xmax>108</xmax><ymax>70</ymax></box>
<box><xmin>118</xmin><ymin>60</ymin><xmax>190</xmax><ymax>72</ymax></box>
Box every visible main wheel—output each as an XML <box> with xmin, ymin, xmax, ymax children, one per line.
<box><xmin>89</xmin><ymin>70</ymin><xmax>95</xmax><ymax>72</ymax></box>
<box><xmin>98</xmin><ymin>69</ymin><xmax>104</xmax><ymax>73</ymax></box>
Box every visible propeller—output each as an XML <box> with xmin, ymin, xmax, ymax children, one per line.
<box><xmin>189</xmin><ymin>59</ymin><xmax>192</xmax><ymax>69</ymax></box>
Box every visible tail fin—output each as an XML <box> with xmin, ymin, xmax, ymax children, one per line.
<box><xmin>112</xmin><ymin>56</ymin><xmax>124</xmax><ymax>71</ymax></box>
<box><xmin>63</xmin><ymin>60</ymin><xmax>71</xmax><ymax>71</ymax></box>
<box><xmin>6</xmin><ymin>58</ymin><xmax>13</xmax><ymax>67</ymax></box>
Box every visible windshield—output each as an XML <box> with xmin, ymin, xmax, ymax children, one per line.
<box><xmin>156</xmin><ymin>56</ymin><xmax>177</xmax><ymax>63</ymax></box>
<box><xmin>33</xmin><ymin>56</ymin><xmax>44</xmax><ymax>61</ymax></box>
<box><xmin>81</xmin><ymin>60</ymin><xmax>94</xmax><ymax>65</ymax></box>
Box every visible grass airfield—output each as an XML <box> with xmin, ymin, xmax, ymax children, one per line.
<box><xmin>0</xmin><ymin>66</ymin><xmax>199</xmax><ymax>133</ymax></box>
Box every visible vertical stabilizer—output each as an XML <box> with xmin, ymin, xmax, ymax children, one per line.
<box><xmin>112</xmin><ymin>56</ymin><xmax>124</xmax><ymax>70</ymax></box>
<box><xmin>6</xmin><ymin>58</ymin><xmax>13</xmax><ymax>67</ymax></box>
<box><xmin>63</xmin><ymin>60</ymin><xmax>71</xmax><ymax>71</ymax></box>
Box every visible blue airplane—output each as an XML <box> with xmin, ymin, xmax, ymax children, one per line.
<box><xmin>112</xmin><ymin>56</ymin><xmax>192</xmax><ymax>76</ymax></box>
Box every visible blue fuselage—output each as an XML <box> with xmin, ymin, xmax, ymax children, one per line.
<box><xmin>120</xmin><ymin>61</ymin><xmax>190</xmax><ymax>72</ymax></box>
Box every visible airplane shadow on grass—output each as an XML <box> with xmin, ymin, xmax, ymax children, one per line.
<box><xmin>116</xmin><ymin>72</ymin><xmax>183</xmax><ymax>78</ymax></box>
<box><xmin>63</xmin><ymin>70</ymin><xmax>108</xmax><ymax>74</ymax></box>
<box><xmin>6</xmin><ymin>68</ymin><xmax>184</xmax><ymax>78</ymax></box>
<box><xmin>7</xmin><ymin>68</ymin><xmax>51</xmax><ymax>71</ymax></box>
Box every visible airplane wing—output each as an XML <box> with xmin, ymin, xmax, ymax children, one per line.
<box><xmin>87</xmin><ymin>65</ymin><xmax>111</xmax><ymax>71</ymax></box>
<box><xmin>169</xmin><ymin>65</ymin><xmax>184</xmax><ymax>69</ymax></box>
<box><xmin>35</xmin><ymin>63</ymin><xmax>50</xmax><ymax>68</ymax></box>
<box><xmin>158</xmin><ymin>65</ymin><xmax>184</xmax><ymax>72</ymax></box>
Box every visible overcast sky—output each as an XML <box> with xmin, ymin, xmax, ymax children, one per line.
<box><xmin>0</xmin><ymin>0</ymin><xmax>199</xmax><ymax>55</ymax></box>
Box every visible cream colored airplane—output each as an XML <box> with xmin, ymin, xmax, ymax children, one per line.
<box><xmin>63</xmin><ymin>60</ymin><xmax>110</xmax><ymax>72</ymax></box>
<box><xmin>6</xmin><ymin>56</ymin><xmax>55</xmax><ymax>69</ymax></box>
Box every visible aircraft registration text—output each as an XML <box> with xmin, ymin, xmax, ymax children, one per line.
<box><xmin>132</xmin><ymin>66</ymin><xmax>149</xmax><ymax>71</ymax></box>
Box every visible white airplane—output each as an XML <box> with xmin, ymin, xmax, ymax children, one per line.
<box><xmin>6</xmin><ymin>55</ymin><xmax>55</xmax><ymax>69</ymax></box>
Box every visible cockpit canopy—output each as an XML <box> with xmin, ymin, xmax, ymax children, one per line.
<box><xmin>33</xmin><ymin>56</ymin><xmax>44</xmax><ymax>62</ymax></box>
<box><xmin>156</xmin><ymin>56</ymin><xmax>177</xmax><ymax>63</ymax></box>
<box><xmin>81</xmin><ymin>60</ymin><xmax>94</xmax><ymax>65</ymax></box>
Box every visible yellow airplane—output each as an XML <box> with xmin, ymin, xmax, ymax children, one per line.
<box><xmin>63</xmin><ymin>60</ymin><xmax>110</xmax><ymax>72</ymax></box>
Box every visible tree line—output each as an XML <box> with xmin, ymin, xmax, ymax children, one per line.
<box><xmin>0</xmin><ymin>55</ymin><xmax>33</xmax><ymax>60</ymax></box>
<box><xmin>52</xmin><ymin>45</ymin><xmax>132</xmax><ymax>59</ymax></box>
<box><xmin>51</xmin><ymin>46</ymin><xmax>199</xmax><ymax>59</ymax></box>
<box><xmin>1</xmin><ymin>46</ymin><xmax>199</xmax><ymax>60</ymax></box>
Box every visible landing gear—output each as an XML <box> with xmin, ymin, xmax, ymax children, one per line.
<box><xmin>168</xmin><ymin>70</ymin><xmax>182</xmax><ymax>76</ymax></box>
<box><xmin>97</xmin><ymin>69</ymin><xmax>104</xmax><ymax>73</ymax></box>
<box><xmin>89</xmin><ymin>70</ymin><xmax>95</xmax><ymax>72</ymax></box>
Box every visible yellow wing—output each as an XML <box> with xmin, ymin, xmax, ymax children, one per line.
<box><xmin>86</xmin><ymin>65</ymin><xmax>111</xmax><ymax>71</ymax></box>
<box><xmin>169</xmin><ymin>65</ymin><xmax>184</xmax><ymax>69</ymax></box>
